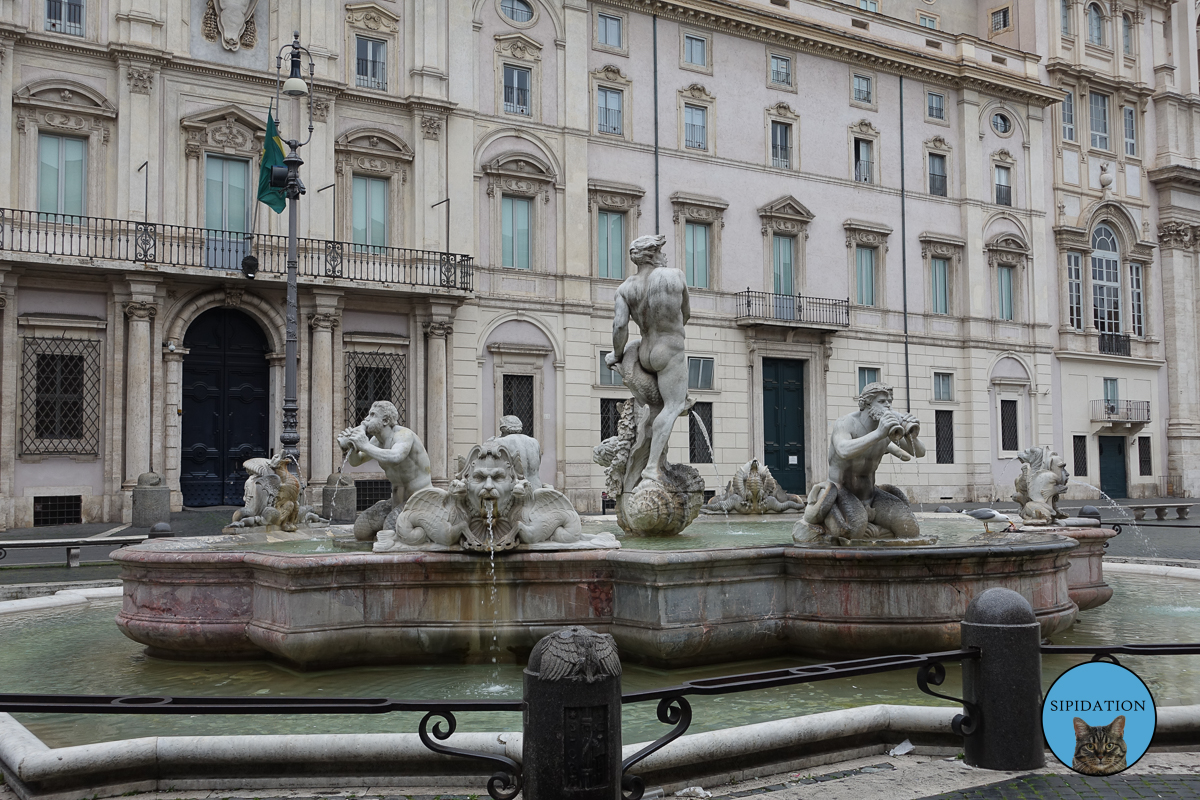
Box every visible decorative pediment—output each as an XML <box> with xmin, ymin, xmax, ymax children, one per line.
<box><xmin>985</xmin><ymin>233</ymin><xmax>1030</xmax><ymax>267</ymax></box>
<box><xmin>335</xmin><ymin>127</ymin><xmax>413</xmax><ymax>178</ymax></box>
<box><xmin>683</xmin><ymin>83</ymin><xmax>714</xmax><ymax>100</ymax></box>
<box><xmin>925</xmin><ymin>135</ymin><xmax>952</xmax><ymax>152</ymax></box>
<box><xmin>495</xmin><ymin>32</ymin><xmax>543</xmax><ymax>62</ymax></box>
<box><xmin>181</xmin><ymin>104</ymin><xmax>267</xmax><ymax>158</ymax></box>
<box><xmin>588</xmin><ymin>179</ymin><xmax>644</xmax><ymax>213</ymax></box>
<box><xmin>592</xmin><ymin>64</ymin><xmax>629</xmax><ymax>84</ymax></box>
<box><xmin>843</xmin><ymin>219</ymin><xmax>892</xmax><ymax>251</ymax></box>
<box><xmin>345</xmin><ymin>2</ymin><xmax>400</xmax><ymax>33</ymax></box>
<box><xmin>758</xmin><ymin>195</ymin><xmax>814</xmax><ymax>235</ymax></box>
<box><xmin>14</xmin><ymin>80</ymin><xmax>117</xmax><ymax>117</ymax></box>
<box><xmin>670</xmin><ymin>191</ymin><xmax>728</xmax><ymax>226</ymax></box>
<box><xmin>484</xmin><ymin>153</ymin><xmax>556</xmax><ymax>201</ymax></box>
<box><xmin>994</xmin><ymin>148</ymin><xmax>1016</xmax><ymax>163</ymax></box>
<box><xmin>918</xmin><ymin>232</ymin><xmax>966</xmax><ymax>262</ymax></box>
<box><xmin>768</xmin><ymin>102</ymin><xmax>798</xmax><ymax>120</ymax></box>
<box><xmin>850</xmin><ymin>119</ymin><xmax>879</xmax><ymax>135</ymax></box>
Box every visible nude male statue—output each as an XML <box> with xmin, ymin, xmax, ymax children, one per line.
<box><xmin>605</xmin><ymin>234</ymin><xmax>692</xmax><ymax>486</ymax></box>
<box><xmin>487</xmin><ymin>414</ymin><xmax>544</xmax><ymax>490</ymax></box>
<box><xmin>338</xmin><ymin>400</ymin><xmax>432</xmax><ymax>539</ymax></box>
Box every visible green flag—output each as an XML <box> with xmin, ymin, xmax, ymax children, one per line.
<box><xmin>257</xmin><ymin>110</ymin><xmax>287</xmax><ymax>214</ymax></box>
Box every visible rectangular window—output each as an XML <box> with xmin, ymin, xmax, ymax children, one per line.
<box><xmin>684</xmin><ymin>221</ymin><xmax>710</xmax><ymax>288</ymax></box>
<box><xmin>502</xmin><ymin>374</ymin><xmax>535</xmax><ymax>436</ymax></box>
<box><xmin>858</xmin><ymin>367</ymin><xmax>879</xmax><ymax>393</ymax></box>
<box><xmin>1090</xmin><ymin>92</ymin><xmax>1110</xmax><ymax>149</ymax></box>
<box><xmin>689</xmin><ymin>401</ymin><xmax>713</xmax><ymax>463</ymax></box>
<box><xmin>21</xmin><ymin>337</ymin><xmax>100</xmax><ymax>456</ymax></box>
<box><xmin>1000</xmin><ymin>398</ymin><xmax>1019</xmax><ymax>451</ymax></box>
<box><xmin>928</xmin><ymin>153</ymin><xmax>947</xmax><ymax>197</ymax></box>
<box><xmin>931</xmin><ymin>257</ymin><xmax>949</xmax><ymax>314</ymax></box>
<box><xmin>684</xmin><ymin>104</ymin><xmax>707</xmax><ymax>150</ymax></box>
<box><xmin>1092</xmin><ymin>247</ymin><xmax>1121</xmax><ymax>333</ymax></box>
<box><xmin>351</xmin><ymin>175</ymin><xmax>388</xmax><ymax>249</ymax></box>
<box><xmin>927</xmin><ymin>92</ymin><xmax>945</xmax><ymax>120</ymax></box>
<box><xmin>597</xmin><ymin>12</ymin><xmax>622</xmax><ymax>47</ymax></box>
<box><xmin>994</xmin><ymin>165</ymin><xmax>1012</xmax><ymax>206</ymax></box>
<box><xmin>935</xmin><ymin>409</ymin><xmax>954</xmax><ymax>464</ymax></box>
<box><xmin>1138</xmin><ymin>436</ymin><xmax>1152</xmax><ymax>476</ymax></box>
<box><xmin>1067</xmin><ymin>252</ymin><xmax>1083</xmax><ymax>330</ymax></box>
<box><xmin>204</xmin><ymin>155</ymin><xmax>248</xmax><ymax>232</ymax></box>
<box><xmin>38</xmin><ymin>134</ymin><xmax>86</xmax><ymax>217</ymax></box>
<box><xmin>1123</xmin><ymin>15</ymin><xmax>1133</xmax><ymax>55</ymax></box>
<box><xmin>852</xmin><ymin>74</ymin><xmax>872</xmax><ymax>104</ymax></box>
<box><xmin>1062</xmin><ymin>91</ymin><xmax>1075</xmax><ymax>141</ymax></box>
<box><xmin>1104</xmin><ymin>377</ymin><xmax>1119</xmax><ymax>404</ymax></box>
<box><xmin>856</xmin><ymin>245</ymin><xmax>876</xmax><ymax>306</ymax></box>
<box><xmin>771</xmin><ymin>120</ymin><xmax>791</xmax><ymax>169</ymax></box>
<box><xmin>597</xmin><ymin>210</ymin><xmax>625</xmax><ymax>280</ymax></box>
<box><xmin>773</xmin><ymin>235</ymin><xmax>794</xmax><ymax>295</ymax></box>
<box><xmin>854</xmin><ymin>138</ymin><xmax>873</xmax><ymax>183</ymax></box>
<box><xmin>997</xmin><ymin>265</ymin><xmax>1015</xmax><ymax>320</ymax></box>
<box><xmin>858</xmin><ymin>0</ymin><xmax>878</xmax><ymax>10</ymax></box>
<box><xmin>597</xmin><ymin>86</ymin><xmax>623</xmax><ymax>135</ymax></box>
<box><xmin>501</xmin><ymin>195</ymin><xmax>532</xmax><ymax>270</ymax></box>
<box><xmin>600</xmin><ymin>398</ymin><xmax>622</xmax><ymax>441</ymax></box>
<box><xmin>688</xmin><ymin>356</ymin><xmax>715</xmax><ymax>390</ymax></box>
<box><xmin>1073</xmin><ymin>436</ymin><xmax>1088</xmax><ymax>476</ymax></box>
<box><xmin>1061</xmin><ymin>0</ymin><xmax>1070</xmax><ymax>34</ymax></box>
<box><xmin>599</xmin><ymin>351</ymin><xmax>623</xmax><ymax>386</ymax></box>
<box><xmin>770</xmin><ymin>54</ymin><xmax>792</xmax><ymax>86</ymax></box>
<box><xmin>346</xmin><ymin>351</ymin><xmax>407</xmax><ymax>427</ymax></box>
<box><xmin>45</xmin><ymin>0</ymin><xmax>84</xmax><ymax>35</ymax></box>
<box><xmin>992</xmin><ymin>7</ymin><xmax>1010</xmax><ymax>31</ymax></box>
<box><xmin>919</xmin><ymin>14</ymin><xmax>938</xmax><ymax>29</ymax></box>
<box><xmin>1123</xmin><ymin>106</ymin><xmax>1136</xmax><ymax>156</ymax></box>
<box><xmin>503</xmin><ymin>65</ymin><xmax>532</xmax><ymax>115</ymax></box>
<box><xmin>684</xmin><ymin>34</ymin><xmax>707</xmax><ymax>66</ymax></box>
<box><xmin>1130</xmin><ymin>263</ymin><xmax>1144</xmax><ymax>337</ymax></box>
<box><xmin>356</xmin><ymin>37</ymin><xmax>387</xmax><ymax>91</ymax></box>
<box><xmin>934</xmin><ymin>372</ymin><xmax>953</xmax><ymax>402</ymax></box>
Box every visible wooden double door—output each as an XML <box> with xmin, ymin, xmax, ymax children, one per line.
<box><xmin>762</xmin><ymin>358</ymin><xmax>806</xmax><ymax>496</ymax></box>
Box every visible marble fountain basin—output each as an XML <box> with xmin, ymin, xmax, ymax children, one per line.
<box><xmin>113</xmin><ymin>515</ymin><xmax>1115</xmax><ymax>670</ymax></box>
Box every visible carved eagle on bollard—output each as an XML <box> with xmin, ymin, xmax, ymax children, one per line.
<box><xmin>529</xmin><ymin>627</ymin><xmax>621</xmax><ymax>683</ymax></box>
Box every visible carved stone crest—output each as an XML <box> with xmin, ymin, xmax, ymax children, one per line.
<box><xmin>202</xmin><ymin>0</ymin><xmax>258</xmax><ymax>51</ymax></box>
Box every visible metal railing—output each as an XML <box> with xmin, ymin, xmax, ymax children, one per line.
<box><xmin>45</xmin><ymin>0</ymin><xmax>84</xmax><ymax>35</ymax></box>
<box><xmin>0</xmin><ymin>209</ymin><xmax>474</xmax><ymax>291</ymax></box>
<box><xmin>597</xmin><ymin>107</ymin><xmax>622</xmax><ymax>135</ymax></box>
<box><xmin>854</xmin><ymin>159</ymin><xmax>873</xmax><ymax>182</ymax></box>
<box><xmin>929</xmin><ymin>173</ymin><xmax>947</xmax><ymax>196</ymax></box>
<box><xmin>503</xmin><ymin>86</ymin><xmax>529</xmax><ymax>115</ymax></box>
<box><xmin>995</xmin><ymin>184</ymin><xmax>1012</xmax><ymax>206</ymax></box>
<box><xmin>684</xmin><ymin>122</ymin><xmax>707</xmax><ymax>150</ymax></box>
<box><xmin>355</xmin><ymin>60</ymin><xmax>386</xmax><ymax>91</ymax></box>
<box><xmin>771</xmin><ymin>144</ymin><xmax>792</xmax><ymax>169</ymax></box>
<box><xmin>1099</xmin><ymin>332</ymin><xmax>1132</xmax><ymax>356</ymax></box>
<box><xmin>0</xmin><ymin>534</ymin><xmax>155</xmax><ymax>567</ymax></box>
<box><xmin>735</xmin><ymin>289</ymin><xmax>851</xmax><ymax>327</ymax></box>
<box><xmin>1090</xmin><ymin>398</ymin><xmax>1151</xmax><ymax>423</ymax></box>
<box><xmin>771</xmin><ymin>68</ymin><xmax>791</xmax><ymax>85</ymax></box>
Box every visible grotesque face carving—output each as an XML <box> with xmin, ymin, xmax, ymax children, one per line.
<box><xmin>466</xmin><ymin>452</ymin><xmax>518</xmax><ymax>519</ymax></box>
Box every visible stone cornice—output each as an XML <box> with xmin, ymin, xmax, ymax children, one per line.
<box><xmin>1044</xmin><ymin>59</ymin><xmax>1154</xmax><ymax>99</ymax></box>
<box><xmin>1147</xmin><ymin>164</ymin><xmax>1200</xmax><ymax>190</ymax></box>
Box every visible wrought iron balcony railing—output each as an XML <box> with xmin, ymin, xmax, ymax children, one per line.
<box><xmin>854</xmin><ymin>159</ymin><xmax>873</xmax><ymax>183</ymax></box>
<box><xmin>995</xmin><ymin>184</ymin><xmax>1012</xmax><ymax>206</ymax></box>
<box><xmin>771</xmin><ymin>145</ymin><xmax>792</xmax><ymax>169</ymax></box>
<box><xmin>929</xmin><ymin>173</ymin><xmax>947</xmax><ymax>197</ymax></box>
<box><xmin>1099</xmin><ymin>332</ymin><xmax>1131</xmax><ymax>356</ymax></box>
<box><xmin>0</xmin><ymin>209</ymin><xmax>474</xmax><ymax>291</ymax></box>
<box><xmin>597</xmin><ymin>107</ymin><xmax>622</xmax><ymax>135</ymax></box>
<box><xmin>1090</xmin><ymin>399</ymin><xmax>1150</xmax><ymax>424</ymax></box>
<box><xmin>735</xmin><ymin>289</ymin><xmax>851</xmax><ymax>328</ymax></box>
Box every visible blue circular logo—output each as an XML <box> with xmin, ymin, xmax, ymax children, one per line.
<box><xmin>1042</xmin><ymin>661</ymin><xmax>1156</xmax><ymax>776</ymax></box>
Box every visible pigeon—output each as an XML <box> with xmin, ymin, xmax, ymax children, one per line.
<box><xmin>963</xmin><ymin>508</ymin><xmax>1018</xmax><ymax>534</ymax></box>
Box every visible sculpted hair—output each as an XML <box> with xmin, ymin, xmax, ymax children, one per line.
<box><xmin>499</xmin><ymin>414</ymin><xmax>525</xmax><ymax>436</ymax></box>
<box><xmin>856</xmin><ymin>382</ymin><xmax>894</xmax><ymax>411</ymax></box>
<box><xmin>369</xmin><ymin>400</ymin><xmax>400</xmax><ymax>427</ymax></box>
<box><xmin>629</xmin><ymin>233</ymin><xmax>667</xmax><ymax>262</ymax></box>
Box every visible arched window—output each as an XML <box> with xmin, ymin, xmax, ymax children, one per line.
<box><xmin>1087</xmin><ymin>4</ymin><xmax>1105</xmax><ymax>45</ymax></box>
<box><xmin>1122</xmin><ymin>14</ymin><xmax>1133</xmax><ymax>54</ymax></box>
<box><xmin>500</xmin><ymin>0</ymin><xmax>533</xmax><ymax>22</ymax></box>
<box><xmin>1091</xmin><ymin>225</ymin><xmax>1121</xmax><ymax>333</ymax></box>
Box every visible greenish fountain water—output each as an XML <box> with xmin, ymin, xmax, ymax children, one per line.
<box><xmin>3</xmin><ymin>572</ymin><xmax>1197</xmax><ymax>748</ymax></box>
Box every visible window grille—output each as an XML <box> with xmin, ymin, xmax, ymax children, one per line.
<box><xmin>1067</xmin><ymin>253</ymin><xmax>1083</xmax><ymax>330</ymax></box>
<box><xmin>355</xmin><ymin>480</ymin><xmax>392</xmax><ymax>512</ymax></box>
<box><xmin>21</xmin><ymin>337</ymin><xmax>101</xmax><ymax>456</ymax></box>
<box><xmin>1138</xmin><ymin>436</ymin><xmax>1152</xmax><ymax>476</ymax></box>
<box><xmin>992</xmin><ymin>7</ymin><xmax>1010</xmax><ymax>31</ymax></box>
<box><xmin>935</xmin><ymin>409</ymin><xmax>954</xmax><ymax>464</ymax></box>
<box><xmin>600</xmin><ymin>398</ymin><xmax>622</xmax><ymax>441</ymax></box>
<box><xmin>356</xmin><ymin>37</ymin><xmax>387</xmax><ymax>91</ymax></box>
<box><xmin>1073</xmin><ymin>435</ymin><xmax>1088</xmax><ymax>477</ymax></box>
<box><xmin>689</xmin><ymin>401</ymin><xmax>713</xmax><ymax>463</ymax></box>
<box><xmin>502</xmin><ymin>374</ymin><xmax>535</xmax><ymax>436</ymax></box>
<box><xmin>1000</xmin><ymin>399</ymin><xmax>1019</xmax><ymax>451</ymax></box>
<box><xmin>345</xmin><ymin>351</ymin><xmax>407</xmax><ymax>428</ymax></box>
<box><xmin>33</xmin><ymin>495</ymin><xmax>82</xmax><ymax>527</ymax></box>
<box><xmin>45</xmin><ymin>0</ymin><xmax>84</xmax><ymax>35</ymax></box>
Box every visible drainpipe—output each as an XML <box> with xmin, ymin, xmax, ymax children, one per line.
<box><xmin>899</xmin><ymin>76</ymin><xmax>911</xmax><ymax>413</ymax></box>
<box><xmin>653</xmin><ymin>15</ymin><xmax>660</xmax><ymax>234</ymax></box>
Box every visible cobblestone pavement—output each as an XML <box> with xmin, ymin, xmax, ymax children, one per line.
<box><xmin>916</xmin><ymin>773</ymin><xmax>1200</xmax><ymax>799</ymax></box>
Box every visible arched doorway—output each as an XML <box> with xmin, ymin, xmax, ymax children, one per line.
<box><xmin>179</xmin><ymin>307</ymin><xmax>271</xmax><ymax>506</ymax></box>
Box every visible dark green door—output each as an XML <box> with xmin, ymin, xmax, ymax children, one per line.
<box><xmin>762</xmin><ymin>358</ymin><xmax>805</xmax><ymax>495</ymax></box>
<box><xmin>1098</xmin><ymin>436</ymin><xmax>1128</xmax><ymax>499</ymax></box>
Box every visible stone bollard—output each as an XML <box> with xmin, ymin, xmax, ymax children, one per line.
<box><xmin>523</xmin><ymin>626</ymin><xmax>623</xmax><ymax>800</ymax></box>
<box><xmin>322</xmin><ymin>474</ymin><xmax>356</xmax><ymax>523</ymax></box>
<box><xmin>961</xmin><ymin>588</ymin><xmax>1045</xmax><ymax>770</ymax></box>
<box><xmin>131</xmin><ymin>472</ymin><xmax>171</xmax><ymax>529</ymax></box>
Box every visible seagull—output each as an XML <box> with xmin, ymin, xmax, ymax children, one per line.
<box><xmin>963</xmin><ymin>508</ymin><xmax>1018</xmax><ymax>534</ymax></box>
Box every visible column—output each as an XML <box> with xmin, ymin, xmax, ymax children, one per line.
<box><xmin>423</xmin><ymin>319</ymin><xmax>452</xmax><ymax>483</ymax></box>
<box><xmin>163</xmin><ymin>347</ymin><xmax>186</xmax><ymax>511</ymax></box>
<box><xmin>308</xmin><ymin>312</ymin><xmax>339</xmax><ymax>485</ymax></box>
<box><xmin>124</xmin><ymin>300</ymin><xmax>156</xmax><ymax>486</ymax></box>
<box><xmin>1157</xmin><ymin>224</ymin><xmax>1200</xmax><ymax>491</ymax></box>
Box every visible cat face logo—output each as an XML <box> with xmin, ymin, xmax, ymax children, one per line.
<box><xmin>1042</xmin><ymin>662</ymin><xmax>1155</xmax><ymax>776</ymax></box>
<box><xmin>1072</xmin><ymin>715</ymin><xmax>1127</xmax><ymax>776</ymax></box>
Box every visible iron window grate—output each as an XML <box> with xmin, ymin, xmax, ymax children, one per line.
<box><xmin>345</xmin><ymin>351</ymin><xmax>407</xmax><ymax>427</ymax></box>
<box><xmin>1138</xmin><ymin>436</ymin><xmax>1152</xmax><ymax>477</ymax></box>
<box><xmin>1073</xmin><ymin>435</ymin><xmax>1088</xmax><ymax>477</ymax></box>
<box><xmin>1000</xmin><ymin>399</ymin><xmax>1019</xmax><ymax>451</ymax></box>
<box><xmin>689</xmin><ymin>401</ymin><xmax>713</xmax><ymax>463</ymax></box>
<box><xmin>600</xmin><ymin>398</ymin><xmax>622</xmax><ymax>442</ymax></box>
<box><xmin>33</xmin><ymin>495</ymin><xmax>82</xmax><ymax>527</ymax></box>
<box><xmin>21</xmin><ymin>337</ymin><xmax>101</xmax><ymax>456</ymax></box>
<box><xmin>502</xmin><ymin>374</ymin><xmax>535</xmax><ymax>436</ymax></box>
<box><xmin>355</xmin><ymin>480</ymin><xmax>392</xmax><ymax>512</ymax></box>
<box><xmin>935</xmin><ymin>410</ymin><xmax>954</xmax><ymax>464</ymax></box>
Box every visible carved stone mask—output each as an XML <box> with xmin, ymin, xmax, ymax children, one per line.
<box><xmin>466</xmin><ymin>452</ymin><xmax>518</xmax><ymax>520</ymax></box>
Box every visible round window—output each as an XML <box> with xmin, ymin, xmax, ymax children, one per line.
<box><xmin>501</xmin><ymin>0</ymin><xmax>534</xmax><ymax>22</ymax></box>
<box><xmin>992</xmin><ymin>113</ymin><xmax>1012</xmax><ymax>135</ymax></box>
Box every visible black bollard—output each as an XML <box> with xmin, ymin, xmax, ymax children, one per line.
<box><xmin>961</xmin><ymin>588</ymin><xmax>1045</xmax><ymax>770</ymax></box>
<box><xmin>523</xmin><ymin>626</ymin><xmax>623</xmax><ymax>800</ymax></box>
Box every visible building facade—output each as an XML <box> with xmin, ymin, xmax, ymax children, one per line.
<box><xmin>0</xmin><ymin>0</ymin><xmax>1191</xmax><ymax>527</ymax></box>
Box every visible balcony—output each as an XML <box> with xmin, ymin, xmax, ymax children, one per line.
<box><xmin>1090</xmin><ymin>399</ymin><xmax>1150</xmax><ymax>431</ymax></box>
<box><xmin>1099</xmin><ymin>332</ymin><xmax>1131</xmax><ymax>356</ymax></box>
<box><xmin>0</xmin><ymin>209</ymin><xmax>474</xmax><ymax>291</ymax></box>
<box><xmin>735</xmin><ymin>289</ymin><xmax>851</xmax><ymax>330</ymax></box>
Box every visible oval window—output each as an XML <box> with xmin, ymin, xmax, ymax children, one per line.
<box><xmin>992</xmin><ymin>113</ymin><xmax>1012</xmax><ymax>134</ymax></box>
<box><xmin>501</xmin><ymin>0</ymin><xmax>534</xmax><ymax>22</ymax></box>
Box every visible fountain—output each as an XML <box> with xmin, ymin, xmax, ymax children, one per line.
<box><xmin>700</xmin><ymin>459</ymin><xmax>805</xmax><ymax>515</ymax></box>
<box><xmin>224</xmin><ymin>453</ymin><xmax>328</xmax><ymax>533</ymax></box>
